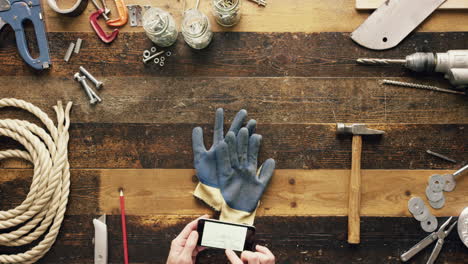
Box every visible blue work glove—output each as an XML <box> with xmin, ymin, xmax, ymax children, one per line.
<box><xmin>215</xmin><ymin>128</ymin><xmax>275</xmax><ymax>225</ymax></box>
<box><xmin>192</xmin><ymin>108</ymin><xmax>256</xmax><ymax>211</ymax></box>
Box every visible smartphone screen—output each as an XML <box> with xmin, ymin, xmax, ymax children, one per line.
<box><xmin>197</xmin><ymin>219</ymin><xmax>255</xmax><ymax>251</ymax></box>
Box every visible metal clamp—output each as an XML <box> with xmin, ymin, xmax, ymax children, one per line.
<box><xmin>90</xmin><ymin>9</ymin><xmax>119</xmax><ymax>43</ymax></box>
<box><xmin>106</xmin><ymin>0</ymin><xmax>128</xmax><ymax>27</ymax></box>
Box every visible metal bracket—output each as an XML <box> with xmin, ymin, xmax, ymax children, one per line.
<box><xmin>127</xmin><ymin>4</ymin><xmax>141</xmax><ymax>27</ymax></box>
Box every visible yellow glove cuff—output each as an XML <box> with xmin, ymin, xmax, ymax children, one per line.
<box><xmin>219</xmin><ymin>202</ymin><xmax>257</xmax><ymax>225</ymax></box>
<box><xmin>193</xmin><ymin>183</ymin><xmax>223</xmax><ymax>211</ymax></box>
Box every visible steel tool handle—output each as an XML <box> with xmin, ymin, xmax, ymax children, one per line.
<box><xmin>93</xmin><ymin>218</ymin><xmax>108</xmax><ymax>264</ymax></box>
<box><xmin>7</xmin><ymin>2</ymin><xmax>51</xmax><ymax>70</ymax></box>
<box><xmin>401</xmin><ymin>233</ymin><xmax>437</xmax><ymax>262</ymax></box>
<box><xmin>90</xmin><ymin>9</ymin><xmax>119</xmax><ymax>43</ymax></box>
<box><xmin>453</xmin><ymin>164</ymin><xmax>468</xmax><ymax>178</ymax></box>
<box><xmin>427</xmin><ymin>239</ymin><xmax>444</xmax><ymax>264</ymax></box>
<box><xmin>348</xmin><ymin>135</ymin><xmax>362</xmax><ymax>244</ymax></box>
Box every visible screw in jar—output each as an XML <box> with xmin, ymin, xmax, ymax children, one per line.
<box><xmin>143</xmin><ymin>7</ymin><xmax>178</xmax><ymax>47</ymax></box>
<box><xmin>212</xmin><ymin>0</ymin><xmax>241</xmax><ymax>27</ymax></box>
<box><xmin>182</xmin><ymin>8</ymin><xmax>213</xmax><ymax>50</ymax></box>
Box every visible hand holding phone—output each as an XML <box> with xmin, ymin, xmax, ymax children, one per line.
<box><xmin>167</xmin><ymin>215</ymin><xmax>208</xmax><ymax>264</ymax></box>
<box><xmin>197</xmin><ymin>219</ymin><xmax>256</xmax><ymax>251</ymax></box>
<box><xmin>225</xmin><ymin>245</ymin><xmax>276</xmax><ymax>264</ymax></box>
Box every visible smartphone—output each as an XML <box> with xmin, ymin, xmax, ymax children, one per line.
<box><xmin>197</xmin><ymin>219</ymin><xmax>256</xmax><ymax>252</ymax></box>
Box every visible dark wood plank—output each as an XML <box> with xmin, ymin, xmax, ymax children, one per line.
<box><xmin>0</xmin><ymin>124</ymin><xmax>465</xmax><ymax>169</ymax></box>
<box><xmin>2</xmin><ymin>32</ymin><xmax>468</xmax><ymax>78</ymax></box>
<box><xmin>1</xmin><ymin>216</ymin><xmax>464</xmax><ymax>263</ymax></box>
<box><xmin>0</xmin><ymin>76</ymin><xmax>465</xmax><ymax>124</ymax></box>
<box><xmin>0</xmin><ymin>169</ymin><xmax>99</xmax><ymax>215</ymax></box>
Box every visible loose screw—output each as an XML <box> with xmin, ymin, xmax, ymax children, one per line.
<box><xmin>74</xmin><ymin>73</ymin><xmax>97</xmax><ymax>104</ymax></box>
<box><xmin>80</xmin><ymin>66</ymin><xmax>103</xmax><ymax>89</ymax></box>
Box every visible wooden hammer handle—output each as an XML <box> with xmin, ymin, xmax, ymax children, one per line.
<box><xmin>348</xmin><ymin>135</ymin><xmax>362</xmax><ymax>244</ymax></box>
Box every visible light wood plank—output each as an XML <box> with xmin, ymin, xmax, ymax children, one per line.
<box><xmin>40</xmin><ymin>0</ymin><xmax>468</xmax><ymax>32</ymax></box>
<box><xmin>99</xmin><ymin>169</ymin><xmax>468</xmax><ymax>217</ymax></box>
<box><xmin>357</xmin><ymin>0</ymin><xmax>468</xmax><ymax>10</ymax></box>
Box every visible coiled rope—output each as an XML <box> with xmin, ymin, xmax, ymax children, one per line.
<box><xmin>0</xmin><ymin>99</ymin><xmax>72</xmax><ymax>263</ymax></box>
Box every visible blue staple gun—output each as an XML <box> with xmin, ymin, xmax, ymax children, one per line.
<box><xmin>0</xmin><ymin>0</ymin><xmax>51</xmax><ymax>70</ymax></box>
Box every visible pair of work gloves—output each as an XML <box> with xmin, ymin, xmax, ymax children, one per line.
<box><xmin>192</xmin><ymin>109</ymin><xmax>275</xmax><ymax>225</ymax></box>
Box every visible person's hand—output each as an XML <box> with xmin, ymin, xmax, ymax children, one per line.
<box><xmin>225</xmin><ymin>245</ymin><xmax>275</xmax><ymax>264</ymax></box>
<box><xmin>167</xmin><ymin>215</ymin><xmax>209</xmax><ymax>264</ymax></box>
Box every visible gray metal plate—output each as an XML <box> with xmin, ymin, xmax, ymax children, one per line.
<box><xmin>351</xmin><ymin>0</ymin><xmax>446</xmax><ymax>50</ymax></box>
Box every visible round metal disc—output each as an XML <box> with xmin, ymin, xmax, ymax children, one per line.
<box><xmin>428</xmin><ymin>174</ymin><xmax>445</xmax><ymax>192</ymax></box>
<box><xmin>408</xmin><ymin>197</ymin><xmax>425</xmax><ymax>215</ymax></box>
<box><xmin>443</xmin><ymin>174</ymin><xmax>456</xmax><ymax>192</ymax></box>
<box><xmin>426</xmin><ymin>186</ymin><xmax>443</xmax><ymax>202</ymax></box>
<box><xmin>429</xmin><ymin>195</ymin><xmax>445</xmax><ymax>209</ymax></box>
<box><xmin>414</xmin><ymin>206</ymin><xmax>431</xmax><ymax>221</ymax></box>
<box><xmin>421</xmin><ymin>215</ymin><xmax>438</xmax><ymax>233</ymax></box>
<box><xmin>458</xmin><ymin>207</ymin><xmax>468</xmax><ymax>248</ymax></box>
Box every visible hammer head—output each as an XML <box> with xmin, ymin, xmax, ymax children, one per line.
<box><xmin>336</xmin><ymin>123</ymin><xmax>385</xmax><ymax>136</ymax></box>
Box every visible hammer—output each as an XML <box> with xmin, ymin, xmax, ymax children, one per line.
<box><xmin>336</xmin><ymin>123</ymin><xmax>385</xmax><ymax>244</ymax></box>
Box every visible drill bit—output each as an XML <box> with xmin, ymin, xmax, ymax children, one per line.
<box><xmin>381</xmin><ymin>80</ymin><xmax>466</xmax><ymax>95</ymax></box>
<box><xmin>357</xmin><ymin>58</ymin><xmax>406</xmax><ymax>65</ymax></box>
<box><xmin>426</xmin><ymin>150</ymin><xmax>457</xmax><ymax>164</ymax></box>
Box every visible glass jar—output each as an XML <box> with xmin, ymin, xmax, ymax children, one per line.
<box><xmin>182</xmin><ymin>8</ymin><xmax>213</xmax><ymax>50</ymax></box>
<box><xmin>142</xmin><ymin>7</ymin><xmax>178</xmax><ymax>47</ymax></box>
<box><xmin>212</xmin><ymin>0</ymin><xmax>241</xmax><ymax>27</ymax></box>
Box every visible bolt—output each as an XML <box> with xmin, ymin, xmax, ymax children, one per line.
<box><xmin>79</xmin><ymin>66</ymin><xmax>103</xmax><ymax>89</ymax></box>
<box><xmin>143</xmin><ymin>50</ymin><xmax>164</xmax><ymax>63</ymax></box>
<box><xmin>74</xmin><ymin>73</ymin><xmax>97</xmax><ymax>104</ymax></box>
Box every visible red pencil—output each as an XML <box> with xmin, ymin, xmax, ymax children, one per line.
<box><xmin>119</xmin><ymin>188</ymin><xmax>129</xmax><ymax>264</ymax></box>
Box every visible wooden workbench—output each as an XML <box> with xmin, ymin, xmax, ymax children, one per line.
<box><xmin>0</xmin><ymin>0</ymin><xmax>467</xmax><ymax>263</ymax></box>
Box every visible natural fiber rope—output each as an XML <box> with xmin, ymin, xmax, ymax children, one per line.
<box><xmin>0</xmin><ymin>98</ymin><xmax>72</xmax><ymax>263</ymax></box>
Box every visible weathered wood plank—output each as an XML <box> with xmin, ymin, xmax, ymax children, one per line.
<box><xmin>2</xmin><ymin>32</ymin><xmax>468</xmax><ymax>78</ymax></box>
<box><xmin>0</xmin><ymin>123</ymin><xmax>464</xmax><ymax>169</ymax></box>
<box><xmin>0</xmin><ymin>169</ymin><xmax>99</xmax><ymax>215</ymax></box>
<box><xmin>0</xmin><ymin>77</ymin><xmax>465</xmax><ymax>124</ymax></box>
<box><xmin>38</xmin><ymin>0</ymin><xmax>468</xmax><ymax>33</ymax></box>
<box><xmin>1</xmin><ymin>216</ymin><xmax>465</xmax><ymax>263</ymax></box>
<box><xmin>98</xmin><ymin>169</ymin><xmax>468</xmax><ymax>217</ymax></box>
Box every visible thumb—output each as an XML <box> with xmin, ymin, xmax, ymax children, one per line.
<box><xmin>181</xmin><ymin>231</ymin><xmax>199</xmax><ymax>258</ymax></box>
<box><xmin>225</xmin><ymin>249</ymin><xmax>243</xmax><ymax>264</ymax></box>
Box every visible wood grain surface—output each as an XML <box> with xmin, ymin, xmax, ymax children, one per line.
<box><xmin>39</xmin><ymin>0</ymin><xmax>468</xmax><ymax>32</ymax></box>
<box><xmin>0</xmin><ymin>215</ymin><xmax>465</xmax><ymax>263</ymax></box>
<box><xmin>0</xmin><ymin>1</ymin><xmax>466</xmax><ymax>263</ymax></box>
<box><xmin>3</xmin><ymin>31</ymin><xmax>468</xmax><ymax>78</ymax></box>
<box><xmin>356</xmin><ymin>0</ymin><xmax>468</xmax><ymax>10</ymax></box>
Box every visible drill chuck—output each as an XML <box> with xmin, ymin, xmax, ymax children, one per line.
<box><xmin>404</xmin><ymin>52</ymin><xmax>436</xmax><ymax>72</ymax></box>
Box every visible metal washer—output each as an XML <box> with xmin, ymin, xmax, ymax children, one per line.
<box><xmin>429</xmin><ymin>195</ymin><xmax>445</xmax><ymax>209</ymax></box>
<box><xmin>426</xmin><ymin>185</ymin><xmax>443</xmax><ymax>202</ymax></box>
<box><xmin>414</xmin><ymin>206</ymin><xmax>431</xmax><ymax>222</ymax></box>
<box><xmin>428</xmin><ymin>174</ymin><xmax>445</xmax><ymax>192</ymax></box>
<box><xmin>408</xmin><ymin>197</ymin><xmax>425</xmax><ymax>215</ymax></box>
<box><xmin>421</xmin><ymin>215</ymin><xmax>438</xmax><ymax>233</ymax></box>
<box><xmin>443</xmin><ymin>174</ymin><xmax>456</xmax><ymax>192</ymax></box>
